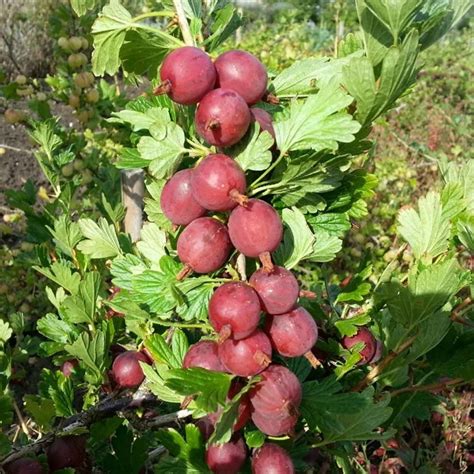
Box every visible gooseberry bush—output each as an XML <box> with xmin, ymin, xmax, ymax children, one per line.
<box><xmin>1</xmin><ymin>0</ymin><xmax>473</xmax><ymax>473</ymax></box>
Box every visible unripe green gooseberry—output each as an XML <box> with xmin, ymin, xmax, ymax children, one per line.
<box><xmin>81</xmin><ymin>169</ymin><xmax>93</xmax><ymax>184</ymax></box>
<box><xmin>62</xmin><ymin>163</ymin><xmax>75</xmax><ymax>177</ymax></box>
<box><xmin>74</xmin><ymin>72</ymin><xmax>94</xmax><ymax>89</ymax></box>
<box><xmin>20</xmin><ymin>242</ymin><xmax>34</xmax><ymax>252</ymax></box>
<box><xmin>73</xmin><ymin>159</ymin><xmax>85</xmax><ymax>171</ymax></box>
<box><xmin>15</xmin><ymin>74</ymin><xmax>27</xmax><ymax>85</ymax></box>
<box><xmin>58</xmin><ymin>37</ymin><xmax>70</xmax><ymax>49</ymax></box>
<box><xmin>68</xmin><ymin>53</ymin><xmax>87</xmax><ymax>68</ymax></box>
<box><xmin>80</xmin><ymin>37</ymin><xmax>89</xmax><ymax>49</ymax></box>
<box><xmin>19</xmin><ymin>302</ymin><xmax>31</xmax><ymax>313</ymax></box>
<box><xmin>16</xmin><ymin>86</ymin><xmax>33</xmax><ymax>97</ymax></box>
<box><xmin>0</xmin><ymin>284</ymin><xmax>8</xmax><ymax>294</ymax></box>
<box><xmin>7</xmin><ymin>294</ymin><xmax>16</xmax><ymax>303</ymax></box>
<box><xmin>69</xmin><ymin>94</ymin><xmax>80</xmax><ymax>108</ymax></box>
<box><xmin>77</xmin><ymin>110</ymin><xmax>91</xmax><ymax>124</ymax></box>
<box><xmin>353</xmin><ymin>233</ymin><xmax>365</xmax><ymax>244</ymax></box>
<box><xmin>85</xmin><ymin>88</ymin><xmax>99</xmax><ymax>103</ymax></box>
<box><xmin>383</xmin><ymin>250</ymin><xmax>397</xmax><ymax>262</ymax></box>
<box><xmin>69</xmin><ymin>36</ymin><xmax>83</xmax><ymax>51</ymax></box>
<box><xmin>36</xmin><ymin>92</ymin><xmax>47</xmax><ymax>101</ymax></box>
<box><xmin>350</xmin><ymin>248</ymin><xmax>362</xmax><ymax>258</ymax></box>
<box><xmin>4</xmin><ymin>109</ymin><xmax>25</xmax><ymax>124</ymax></box>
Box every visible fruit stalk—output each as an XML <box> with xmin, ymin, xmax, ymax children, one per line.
<box><xmin>172</xmin><ymin>0</ymin><xmax>194</xmax><ymax>46</ymax></box>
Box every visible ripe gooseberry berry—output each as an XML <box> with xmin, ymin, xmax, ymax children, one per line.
<box><xmin>183</xmin><ymin>341</ymin><xmax>225</xmax><ymax>372</ymax></box>
<box><xmin>47</xmin><ymin>436</ymin><xmax>87</xmax><ymax>472</ymax></box>
<box><xmin>265</xmin><ymin>307</ymin><xmax>319</xmax><ymax>367</ymax></box>
<box><xmin>215</xmin><ymin>50</ymin><xmax>268</xmax><ymax>105</ymax></box>
<box><xmin>249</xmin><ymin>364</ymin><xmax>302</xmax><ymax>417</ymax></box>
<box><xmin>251</xmin><ymin>409</ymin><xmax>299</xmax><ymax>437</ymax></box>
<box><xmin>228</xmin><ymin>199</ymin><xmax>283</xmax><ymax>268</ymax></box>
<box><xmin>249</xmin><ymin>265</ymin><xmax>299</xmax><ymax>315</ymax></box>
<box><xmin>156</xmin><ymin>46</ymin><xmax>216</xmax><ymax>105</ymax></box>
<box><xmin>4</xmin><ymin>458</ymin><xmax>43</xmax><ymax>474</ymax></box>
<box><xmin>342</xmin><ymin>327</ymin><xmax>377</xmax><ymax>365</ymax></box>
<box><xmin>176</xmin><ymin>217</ymin><xmax>233</xmax><ymax>278</ymax></box>
<box><xmin>218</xmin><ymin>329</ymin><xmax>272</xmax><ymax>377</ymax></box>
<box><xmin>191</xmin><ymin>154</ymin><xmax>247</xmax><ymax>211</ymax></box>
<box><xmin>251</xmin><ymin>443</ymin><xmax>295</xmax><ymax>474</ymax></box>
<box><xmin>205</xmin><ymin>435</ymin><xmax>247</xmax><ymax>474</ymax></box>
<box><xmin>112</xmin><ymin>350</ymin><xmax>150</xmax><ymax>388</ymax></box>
<box><xmin>160</xmin><ymin>169</ymin><xmax>206</xmax><ymax>225</ymax></box>
<box><xmin>209</xmin><ymin>282</ymin><xmax>261</xmax><ymax>341</ymax></box>
<box><xmin>195</xmin><ymin>88</ymin><xmax>251</xmax><ymax>147</ymax></box>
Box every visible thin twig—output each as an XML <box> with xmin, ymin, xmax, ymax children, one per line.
<box><xmin>172</xmin><ymin>0</ymin><xmax>194</xmax><ymax>46</ymax></box>
<box><xmin>1</xmin><ymin>394</ymin><xmax>190</xmax><ymax>465</ymax></box>
<box><xmin>12</xmin><ymin>400</ymin><xmax>29</xmax><ymax>437</ymax></box>
<box><xmin>0</xmin><ymin>144</ymin><xmax>33</xmax><ymax>154</ymax></box>
<box><xmin>390</xmin><ymin>378</ymin><xmax>464</xmax><ymax>398</ymax></box>
<box><xmin>352</xmin><ymin>335</ymin><xmax>417</xmax><ymax>392</ymax></box>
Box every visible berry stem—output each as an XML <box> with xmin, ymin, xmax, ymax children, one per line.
<box><xmin>300</xmin><ymin>289</ymin><xmax>316</xmax><ymax>299</ymax></box>
<box><xmin>176</xmin><ymin>264</ymin><xmax>193</xmax><ymax>281</ymax></box>
<box><xmin>304</xmin><ymin>351</ymin><xmax>321</xmax><ymax>368</ymax></box>
<box><xmin>205</xmin><ymin>118</ymin><xmax>220</xmax><ymax>131</ymax></box>
<box><xmin>153</xmin><ymin>79</ymin><xmax>172</xmax><ymax>96</ymax></box>
<box><xmin>218</xmin><ymin>325</ymin><xmax>232</xmax><ymax>344</ymax></box>
<box><xmin>229</xmin><ymin>188</ymin><xmax>249</xmax><ymax>206</ymax></box>
<box><xmin>259</xmin><ymin>251</ymin><xmax>274</xmax><ymax>273</ymax></box>
<box><xmin>254</xmin><ymin>349</ymin><xmax>271</xmax><ymax>369</ymax></box>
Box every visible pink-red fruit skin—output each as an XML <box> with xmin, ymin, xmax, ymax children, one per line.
<box><xmin>183</xmin><ymin>341</ymin><xmax>226</xmax><ymax>372</ymax></box>
<box><xmin>209</xmin><ymin>282</ymin><xmax>261</xmax><ymax>340</ymax></box>
<box><xmin>249</xmin><ymin>364</ymin><xmax>302</xmax><ymax>416</ymax></box>
<box><xmin>177</xmin><ymin>217</ymin><xmax>232</xmax><ymax>274</ymax></box>
<box><xmin>218</xmin><ymin>329</ymin><xmax>272</xmax><ymax>377</ymax></box>
<box><xmin>195</xmin><ymin>88</ymin><xmax>251</xmax><ymax>147</ymax></box>
<box><xmin>47</xmin><ymin>436</ymin><xmax>86</xmax><ymax>472</ymax></box>
<box><xmin>250</xmin><ymin>266</ymin><xmax>299</xmax><ymax>315</ymax></box>
<box><xmin>342</xmin><ymin>327</ymin><xmax>377</xmax><ymax>365</ymax></box>
<box><xmin>266</xmin><ymin>307</ymin><xmax>318</xmax><ymax>358</ymax></box>
<box><xmin>252</xmin><ymin>443</ymin><xmax>295</xmax><ymax>474</ymax></box>
<box><xmin>160</xmin><ymin>169</ymin><xmax>206</xmax><ymax>225</ymax></box>
<box><xmin>206</xmin><ymin>435</ymin><xmax>247</xmax><ymax>474</ymax></box>
<box><xmin>228</xmin><ymin>199</ymin><xmax>283</xmax><ymax>258</ymax></box>
<box><xmin>251</xmin><ymin>409</ymin><xmax>299</xmax><ymax>437</ymax></box>
<box><xmin>112</xmin><ymin>350</ymin><xmax>149</xmax><ymax>388</ymax></box>
<box><xmin>251</xmin><ymin>107</ymin><xmax>275</xmax><ymax>139</ymax></box>
<box><xmin>215</xmin><ymin>50</ymin><xmax>268</xmax><ymax>105</ymax></box>
<box><xmin>5</xmin><ymin>458</ymin><xmax>43</xmax><ymax>474</ymax></box>
<box><xmin>191</xmin><ymin>154</ymin><xmax>246</xmax><ymax>211</ymax></box>
<box><xmin>60</xmin><ymin>358</ymin><xmax>78</xmax><ymax>377</ymax></box>
<box><xmin>159</xmin><ymin>46</ymin><xmax>216</xmax><ymax>105</ymax></box>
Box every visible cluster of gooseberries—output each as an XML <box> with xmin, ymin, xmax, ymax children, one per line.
<box><xmin>156</xmin><ymin>45</ymin><xmax>323</xmax><ymax>473</ymax></box>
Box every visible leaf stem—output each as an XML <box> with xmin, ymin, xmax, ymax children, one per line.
<box><xmin>172</xmin><ymin>0</ymin><xmax>195</xmax><ymax>46</ymax></box>
<box><xmin>152</xmin><ymin>319</ymin><xmax>213</xmax><ymax>330</ymax></box>
<box><xmin>132</xmin><ymin>11</ymin><xmax>175</xmax><ymax>23</ymax></box>
<box><xmin>249</xmin><ymin>152</ymin><xmax>285</xmax><ymax>191</ymax></box>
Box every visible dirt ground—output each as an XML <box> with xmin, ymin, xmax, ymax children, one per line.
<box><xmin>0</xmin><ymin>102</ymin><xmax>77</xmax><ymax>212</ymax></box>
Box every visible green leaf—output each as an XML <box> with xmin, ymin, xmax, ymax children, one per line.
<box><xmin>39</xmin><ymin>369</ymin><xmax>75</xmax><ymax>417</ymax></box>
<box><xmin>91</xmin><ymin>0</ymin><xmax>133</xmax><ymax>76</ymax></box>
<box><xmin>398</xmin><ymin>191</ymin><xmax>450</xmax><ymax>261</ymax></box>
<box><xmin>70</xmin><ymin>0</ymin><xmax>97</xmax><ymax>16</ymax></box>
<box><xmin>231</xmin><ymin>123</ymin><xmax>273</xmax><ymax>172</ymax></box>
<box><xmin>47</xmin><ymin>215</ymin><xmax>83</xmax><ymax>257</ymax></box>
<box><xmin>307</xmin><ymin>212</ymin><xmax>351</xmax><ymax>238</ymax></box>
<box><xmin>457</xmin><ymin>214</ymin><xmax>474</xmax><ymax>252</ymax></box>
<box><xmin>24</xmin><ymin>395</ymin><xmax>56</xmax><ymax>430</ymax></box>
<box><xmin>34</xmin><ymin>261</ymin><xmax>81</xmax><ymax>294</ymax></box>
<box><xmin>171</xmin><ymin>329</ymin><xmax>189</xmax><ymax>367</ymax></box>
<box><xmin>274</xmin><ymin>207</ymin><xmax>315</xmax><ymax>269</ymax></box>
<box><xmin>0</xmin><ymin>321</ymin><xmax>12</xmax><ymax>346</ymax></box>
<box><xmin>137</xmin><ymin>123</ymin><xmax>186</xmax><ymax>179</ymax></box>
<box><xmin>310</xmin><ymin>231</ymin><xmax>343</xmax><ymax>263</ymax></box>
<box><xmin>274</xmin><ymin>82</ymin><xmax>361</xmax><ymax>154</ymax></box>
<box><xmin>136</xmin><ymin>222</ymin><xmax>167</xmax><ymax>266</ymax></box>
<box><xmin>145</xmin><ymin>333</ymin><xmax>180</xmax><ymax>368</ymax></box>
<box><xmin>116</xmin><ymin>148</ymin><xmax>150</xmax><ymax>169</ymax></box>
<box><xmin>165</xmin><ymin>368</ymin><xmax>233</xmax><ymax>413</ymax></box>
<box><xmin>111</xmin><ymin>106</ymin><xmax>172</xmax><ymax>132</ymax></box>
<box><xmin>272</xmin><ymin>54</ymin><xmax>363</xmax><ymax>96</ymax></box>
<box><xmin>335</xmin><ymin>265</ymin><xmax>373</xmax><ymax>303</ymax></box>
<box><xmin>208</xmin><ymin>380</ymin><xmax>257</xmax><ymax>446</ymax></box>
<box><xmin>365</xmin><ymin>0</ymin><xmax>423</xmax><ymax>40</ymax></box>
<box><xmin>65</xmin><ymin>330</ymin><xmax>111</xmax><ymax>383</ymax></box>
<box><xmin>141</xmin><ymin>363</ymin><xmax>183</xmax><ymax>403</ymax></box>
<box><xmin>37</xmin><ymin>313</ymin><xmax>79</xmax><ymax>344</ymax></box>
<box><xmin>205</xmin><ymin>3</ymin><xmax>242</xmax><ymax>52</ymax></box>
<box><xmin>77</xmin><ymin>217</ymin><xmax>122</xmax><ymax>259</ymax></box>
<box><xmin>61</xmin><ymin>271</ymin><xmax>101</xmax><ymax>324</ymax></box>
<box><xmin>343</xmin><ymin>29</ymin><xmax>420</xmax><ymax>124</ymax></box>
<box><xmin>335</xmin><ymin>314</ymin><xmax>372</xmax><ymax>337</ymax></box>
<box><xmin>301</xmin><ymin>378</ymin><xmax>392</xmax><ymax>442</ymax></box>
<box><xmin>110</xmin><ymin>253</ymin><xmax>147</xmax><ymax>291</ymax></box>
<box><xmin>156</xmin><ymin>425</ymin><xmax>210</xmax><ymax>473</ymax></box>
